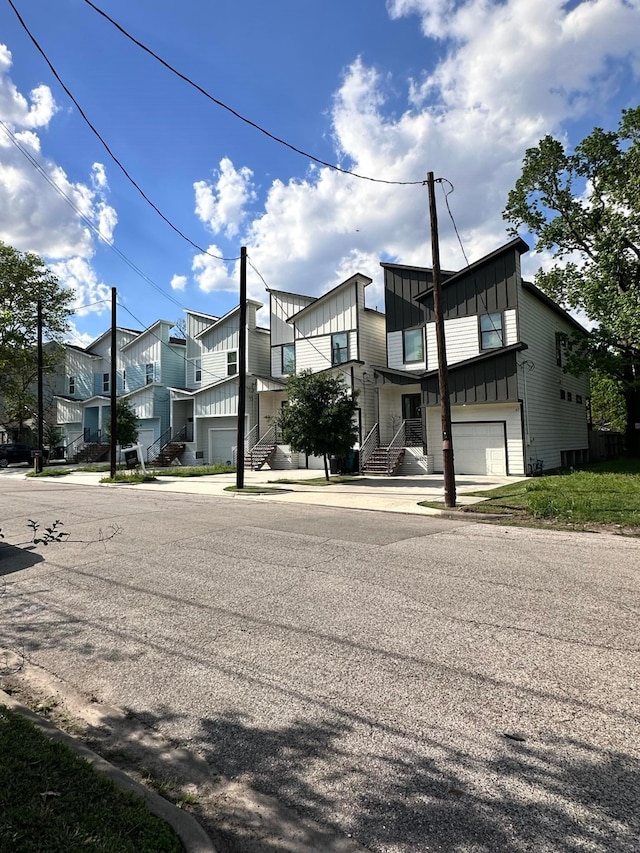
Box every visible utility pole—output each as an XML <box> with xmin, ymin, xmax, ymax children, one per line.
<box><xmin>35</xmin><ymin>299</ymin><xmax>44</xmax><ymax>474</ymax></box>
<box><xmin>235</xmin><ymin>246</ymin><xmax>247</xmax><ymax>489</ymax></box>
<box><xmin>110</xmin><ymin>287</ymin><xmax>117</xmax><ymax>480</ymax></box>
<box><xmin>427</xmin><ymin>172</ymin><xmax>456</xmax><ymax>507</ymax></box>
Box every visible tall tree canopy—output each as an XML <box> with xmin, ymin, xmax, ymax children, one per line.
<box><xmin>0</xmin><ymin>241</ymin><xmax>72</xmax><ymax>437</ymax></box>
<box><xmin>503</xmin><ymin>106</ymin><xmax>640</xmax><ymax>454</ymax></box>
<box><xmin>276</xmin><ymin>370</ymin><xmax>359</xmax><ymax>480</ymax></box>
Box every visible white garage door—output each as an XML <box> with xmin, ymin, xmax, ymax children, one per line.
<box><xmin>208</xmin><ymin>428</ymin><xmax>236</xmax><ymax>465</ymax></box>
<box><xmin>452</xmin><ymin>422</ymin><xmax>507</xmax><ymax>475</ymax></box>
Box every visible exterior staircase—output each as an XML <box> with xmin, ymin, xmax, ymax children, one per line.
<box><xmin>146</xmin><ymin>427</ymin><xmax>189</xmax><ymax>467</ymax></box>
<box><xmin>361</xmin><ymin>446</ymin><xmax>406</xmax><ymax>475</ymax></box>
<box><xmin>243</xmin><ymin>425</ymin><xmax>279</xmax><ymax>470</ymax></box>
<box><xmin>359</xmin><ymin>419</ymin><xmax>422</xmax><ymax>476</ymax></box>
<box><xmin>75</xmin><ymin>442</ymin><xmax>109</xmax><ymax>463</ymax></box>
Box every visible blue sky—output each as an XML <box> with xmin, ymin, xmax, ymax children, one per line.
<box><xmin>1</xmin><ymin>0</ymin><xmax>639</xmax><ymax>345</ymax></box>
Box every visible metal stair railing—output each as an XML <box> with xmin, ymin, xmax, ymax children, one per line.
<box><xmin>359</xmin><ymin>423</ymin><xmax>380</xmax><ymax>473</ymax></box>
<box><xmin>232</xmin><ymin>424</ymin><xmax>258</xmax><ymax>466</ymax></box>
<box><xmin>146</xmin><ymin>427</ymin><xmax>172</xmax><ymax>463</ymax></box>
<box><xmin>386</xmin><ymin>421</ymin><xmax>406</xmax><ymax>474</ymax></box>
<box><xmin>404</xmin><ymin>417</ymin><xmax>422</xmax><ymax>446</ymax></box>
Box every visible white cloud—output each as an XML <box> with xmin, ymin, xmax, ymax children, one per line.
<box><xmin>211</xmin><ymin>0</ymin><xmax>640</xmax><ymax>310</ymax></box>
<box><xmin>49</xmin><ymin>256</ymin><xmax>111</xmax><ymax>317</ymax></box>
<box><xmin>192</xmin><ymin>245</ymin><xmax>238</xmax><ymax>294</ymax></box>
<box><xmin>194</xmin><ymin>157</ymin><xmax>256</xmax><ymax>238</ymax></box>
<box><xmin>170</xmin><ymin>274</ymin><xmax>187</xmax><ymax>291</ymax></box>
<box><xmin>0</xmin><ymin>43</ymin><xmax>118</xmax><ymax>315</ymax></box>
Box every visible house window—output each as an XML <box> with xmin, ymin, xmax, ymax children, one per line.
<box><xmin>227</xmin><ymin>351</ymin><xmax>238</xmax><ymax>376</ymax></box>
<box><xmin>122</xmin><ymin>370</ymin><xmax>126</xmax><ymax>391</ymax></box>
<box><xmin>479</xmin><ymin>313</ymin><xmax>503</xmax><ymax>349</ymax></box>
<box><xmin>555</xmin><ymin>332</ymin><xmax>563</xmax><ymax>367</ymax></box>
<box><xmin>560</xmin><ymin>389</ymin><xmax>566</xmax><ymax>400</ymax></box>
<box><xmin>331</xmin><ymin>333</ymin><xmax>348</xmax><ymax>366</ymax></box>
<box><xmin>146</xmin><ymin>363</ymin><xmax>154</xmax><ymax>385</ymax></box>
<box><xmin>195</xmin><ymin>358</ymin><xmax>202</xmax><ymax>382</ymax></box>
<box><xmin>282</xmin><ymin>344</ymin><xmax>295</xmax><ymax>375</ymax></box>
<box><xmin>567</xmin><ymin>391</ymin><xmax>572</xmax><ymax>402</ymax></box>
<box><xmin>103</xmin><ymin>373</ymin><xmax>110</xmax><ymax>393</ymax></box>
<box><xmin>576</xmin><ymin>394</ymin><xmax>582</xmax><ymax>404</ymax></box>
<box><xmin>403</xmin><ymin>328</ymin><xmax>424</xmax><ymax>364</ymax></box>
<box><xmin>68</xmin><ymin>376</ymin><xmax>75</xmax><ymax>395</ymax></box>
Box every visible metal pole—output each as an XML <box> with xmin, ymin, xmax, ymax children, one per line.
<box><xmin>36</xmin><ymin>299</ymin><xmax>44</xmax><ymax>473</ymax></box>
<box><xmin>236</xmin><ymin>247</ymin><xmax>247</xmax><ymax>489</ymax></box>
<box><xmin>110</xmin><ymin>287</ymin><xmax>117</xmax><ymax>479</ymax></box>
<box><xmin>427</xmin><ymin>172</ymin><xmax>456</xmax><ymax>507</ymax></box>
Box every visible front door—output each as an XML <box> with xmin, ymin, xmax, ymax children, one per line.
<box><xmin>402</xmin><ymin>394</ymin><xmax>422</xmax><ymax>446</ymax></box>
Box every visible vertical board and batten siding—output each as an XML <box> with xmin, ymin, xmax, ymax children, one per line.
<box><xmin>358</xmin><ymin>309</ymin><xmax>386</xmax><ymax>366</ymax></box>
<box><xmin>186</xmin><ymin>312</ymin><xmax>218</xmax><ymax>359</ymax></box>
<box><xmin>248</xmin><ymin>329</ymin><xmax>271</xmax><ymax>375</ymax></box>
<box><xmin>126</xmin><ymin>387</ymin><xmax>156</xmax><ymax>420</ymax></box>
<box><xmin>123</xmin><ymin>336</ymin><xmax>162</xmax><ymax>391</ymax></box>
<box><xmin>294</xmin><ymin>284</ymin><xmax>356</xmax><ymax>338</ymax></box>
<box><xmin>162</xmin><ymin>342</ymin><xmax>188</xmax><ymax>389</ymax></box>
<box><xmin>383</xmin><ymin>266</ymin><xmax>431</xmax><ymax>333</ymax></box>
<box><xmin>194</xmin><ymin>380</ymin><xmax>239</xmax><ymax>417</ymax></box>
<box><xmin>426</xmin><ymin>403</ymin><xmax>524</xmax><ymax>476</ymax></box>
<box><xmin>270</xmin><ymin>292</ymin><xmax>315</xmax><ymax>346</ymax></box>
<box><xmin>57</xmin><ymin>398</ymin><xmax>82</xmax><ymax>423</ymax></box>
<box><xmin>65</xmin><ymin>349</ymin><xmax>95</xmax><ymax>398</ymax></box>
<box><xmin>517</xmin><ymin>288</ymin><xmax>590</xmax><ymax>471</ymax></box>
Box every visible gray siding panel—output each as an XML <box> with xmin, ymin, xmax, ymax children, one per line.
<box><xmin>424</xmin><ymin>350</ymin><xmax>520</xmax><ymax>406</ymax></box>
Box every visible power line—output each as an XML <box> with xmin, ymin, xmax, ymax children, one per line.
<box><xmin>0</xmin><ymin>118</ymin><xmax>190</xmax><ymax>312</ymax></box>
<box><xmin>80</xmin><ymin>0</ymin><xmax>425</xmax><ymax>187</ymax></box>
<box><xmin>6</xmin><ymin>0</ymin><xmax>240</xmax><ymax>264</ymax></box>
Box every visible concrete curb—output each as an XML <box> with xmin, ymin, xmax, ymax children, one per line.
<box><xmin>0</xmin><ymin>690</ymin><xmax>217</xmax><ymax>853</ymax></box>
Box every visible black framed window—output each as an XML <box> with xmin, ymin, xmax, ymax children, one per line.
<box><xmin>68</xmin><ymin>376</ymin><xmax>75</xmax><ymax>395</ymax></box>
<box><xmin>122</xmin><ymin>370</ymin><xmax>126</xmax><ymax>391</ymax></box>
<box><xmin>331</xmin><ymin>333</ymin><xmax>348</xmax><ymax>365</ymax></box>
<box><xmin>146</xmin><ymin>363</ymin><xmax>154</xmax><ymax>384</ymax></box>
<box><xmin>194</xmin><ymin>358</ymin><xmax>202</xmax><ymax>382</ymax></box>
<box><xmin>403</xmin><ymin>328</ymin><xmax>424</xmax><ymax>363</ymax></box>
<box><xmin>282</xmin><ymin>344</ymin><xmax>295</xmax><ymax>375</ymax></box>
<box><xmin>479</xmin><ymin>313</ymin><xmax>503</xmax><ymax>349</ymax></box>
<box><xmin>102</xmin><ymin>372</ymin><xmax>109</xmax><ymax>393</ymax></box>
<box><xmin>227</xmin><ymin>351</ymin><xmax>238</xmax><ymax>376</ymax></box>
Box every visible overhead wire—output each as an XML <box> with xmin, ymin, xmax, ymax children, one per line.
<box><xmin>78</xmin><ymin>0</ymin><xmax>426</xmax><ymax>188</ymax></box>
<box><xmin>0</xmin><ymin>118</ymin><xmax>191</xmax><ymax>313</ymax></box>
<box><xmin>6</xmin><ymin>0</ymin><xmax>240</xmax><ymax>264</ymax></box>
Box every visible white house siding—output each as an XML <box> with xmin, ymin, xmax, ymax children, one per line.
<box><xmin>248</xmin><ymin>328</ymin><xmax>271</xmax><ymax>375</ymax></box>
<box><xmin>123</xmin><ymin>337</ymin><xmax>162</xmax><ymax>391</ymax></box>
<box><xmin>126</xmin><ymin>387</ymin><xmax>156</xmax><ymax>420</ymax></box>
<box><xmin>162</xmin><ymin>342</ymin><xmax>187</xmax><ymax>389</ymax></box>
<box><xmin>194</xmin><ymin>381</ymin><xmax>239</xmax><ymax>418</ymax></box>
<box><xmin>295</xmin><ymin>285</ymin><xmax>356</xmax><ymax>339</ymax></box>
<box><xmin>270</xmin><ymin>291</ymin><xmax>315</xmax><ymax>346</ymax></box>
<box><xmin>377</xmin><ymin>382</ymin><xmax>421</xmax><ymax>444</ymax></box>
<box><xmin>65</xmin><ymin>349</ymin><xmax>96</xmax><ymax>398</ymax></box>
<box><xmin>359</xmin><ymin>309</ymin><xmax>386</xmax><ymax>366</ymax></box>
<box><xmin>516</xmin><ymin>289</ymin><xmax>590</xmax><ymax>472</ymax></box>
<box><xmin>294</xmin><ymin>334</ymin><xmax>356</xmax><ymax>373</ymax></box>
<box><xmin>426</xmin><ymin>315</ymin><xmax>481</xmax><ymax>369</ymax></box>
<box><xmin>504</xmin><ymin>309</ymin><xmax>518</xmax><ymax>345</ymax></box>
<box><xmin>426</xmin><ymin>403</ymin><xmax>525</xmax><ymax>476</ymax></box>
<box><xmin>186</xmin><ymin>312</ymin><xmax>218</xmax><ymax>358</ymax></box>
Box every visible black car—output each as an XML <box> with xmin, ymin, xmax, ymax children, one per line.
<box><xmin>0</xmin><ymin>443</ymin><xmax>48</xmax><ymax>467</ymax></box>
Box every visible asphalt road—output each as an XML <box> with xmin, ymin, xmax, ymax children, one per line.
<box><xmin>1</xmin><ymin>477</ymin><xmax>639</xmax><ymax>852</ymax></box>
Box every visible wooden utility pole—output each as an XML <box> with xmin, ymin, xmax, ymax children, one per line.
<box><xmin>427</xmin><ymin>172</ymin><xmax>456</xmax><ymax>507</ymax></box>
<box><xmin>35</xmin><ymin>299</ymin><xmax>44</xmax><ymax>473</ymax></box>
<box><xmin>235</xmin><ymin>246</ymin><xmax>247</xmax><ymax>489</ymax></box>
<box><xmin>110</xmin><ymin>287</ymin><xmax>117</xmax><ymax>479</ymax></box>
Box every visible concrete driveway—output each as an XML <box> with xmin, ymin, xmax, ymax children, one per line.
<box><xmin>1</xmin><ymin>477</ymin><xmax>638</xmax><ymax>852</ymax></box>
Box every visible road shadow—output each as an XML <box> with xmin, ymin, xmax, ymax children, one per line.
<box><xmin>0</xmin><ymin>542</ymin><xmax>44</xmax><ymax>576</ymax></box>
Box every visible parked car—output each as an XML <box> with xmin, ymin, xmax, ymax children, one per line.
<box><xmin>0</xmin><ymin>443</ymin><xmax>49</xmax><ymax>467</ymax></box>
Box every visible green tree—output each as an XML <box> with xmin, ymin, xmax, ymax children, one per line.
<box><xmin>106</xmin><ymin>399</ymin><xmax>139</xmax><ymax>447</ymax></box>
<box><xmin>276</xmin><ymin>370</ymin><xmax>359</xmax><ymax>481</ymax></box>
<box><xmin>589</xmin><ymin>369</ymin><xmax>627</xmax><ymax>433</ymax></box>
<box><xmin>0</xmin><ymin>242</ymin><xmax>72</xmax><ymax>438</ymax></box>
<box><xmin>503</xmin><ymin>106</ymin><xmax>640</xmax><ymax>455</ymax></box>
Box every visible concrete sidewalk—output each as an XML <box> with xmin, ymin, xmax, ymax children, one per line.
<box><xmin>38</xmin><ymin>467</ymin><xmax>519</xmax><ymax>516</ymax></box>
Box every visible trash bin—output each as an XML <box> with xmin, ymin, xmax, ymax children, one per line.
<box><xmin>329</xmin><ymin>456</ymin><xmax>340</xmax><ymax>474</ymax></box>
<box><xmin>344</xmin><ymin>449</ymin><xmax>359</xmax><ymax>473</ymax></box>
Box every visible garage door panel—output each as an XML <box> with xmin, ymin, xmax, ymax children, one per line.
<box><xmin>208</xmin><ymin>428</ymin><xmax>236</xmax><ymax>465</ymax></box>
<box><xmin>452</xmin><ymin>422</ymin><xmax>506</xmax><ymax>476</ymax></box>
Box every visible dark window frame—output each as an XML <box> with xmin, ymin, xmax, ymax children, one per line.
<box><xmin>102</xmin><ymin>372</ymin><xmax>110</xmax><ymax>393</ymax></box>
<box><xmin>145</xmin><ymin>363</ymin><xmax>154</xmax><ymax>385</ymax></box>
<box><xmin>68</xmin><ymin>376</ymin><xmax>75</xmax><ymax>395</ymax></box>
<box><xmin>227</xmin><ymin>351</ymin><xmax>238</xmax><ymax>376</ymax></box>
<box><xmin>402</xmin><ymin>328</ymin><xmax>424</xmax><ymax>364</ymax></box>
<box><xmin>194</xmin><ymin>358</ymin><xmax>202</xmax><ymax>382</ymax></box>
<box><xmin>331</xmin><ymin>332</ymin><xmax>349</xmax><ymax>366</ymax></box>
<box><xmin>281</xmin><ymin>344</ymin><xmax>295</xmax><ymax>375</ymax></box>
<box><xmin>479</xmin><ymin>312</ymin><xmax>504</xmax><ymax>350</ymax></box>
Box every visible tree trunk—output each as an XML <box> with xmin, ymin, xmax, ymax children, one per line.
<box><xmin>623</xmin><ymin>364</ymin><xmax>640</xmax><ymax>457</ymax></box>
<box><xmin>323</xmin><ymin>453</ymin><xmax>329</xmax><ymax>481</ymax></box>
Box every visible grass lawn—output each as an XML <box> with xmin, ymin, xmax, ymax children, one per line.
<box><xmin>0</xmin><ymin>705</ymin><xmax>182</xmax><ymax>853</ymax></box>
<box><xmin>428</xmin><ymin>458</ymin><xmax>640</xmax><ymax>532</ymax></box>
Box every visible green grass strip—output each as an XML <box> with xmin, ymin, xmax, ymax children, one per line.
<box><xmin>0</xmin><ymin>705</ymin><xmax>182</xmax><ymax>853</ymax></box>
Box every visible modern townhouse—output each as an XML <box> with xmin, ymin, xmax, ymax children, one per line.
<box><xmin>368</xmin><ymin>237</ymin><xmax>590</xmax><ymax>476</ymax></box>
<box><xmin>254</xmin><ymin>272</ymin><xmax>386</xmax><ymax>470</ymax></box>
